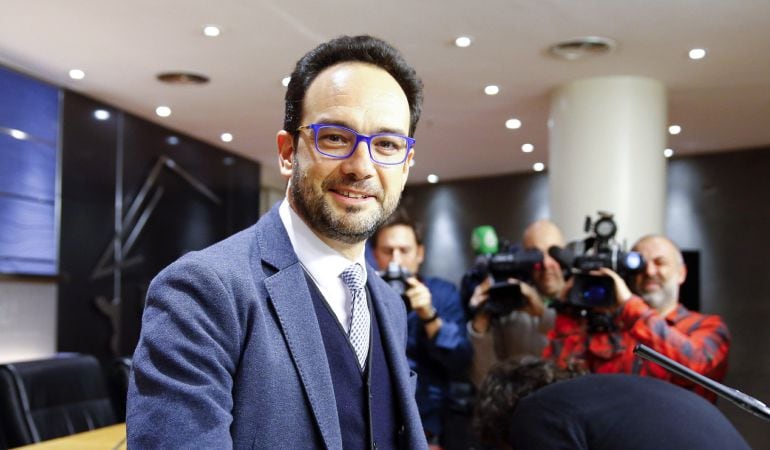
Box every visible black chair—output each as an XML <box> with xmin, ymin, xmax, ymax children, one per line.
<box><xmin>0</xmin><ymin>354</ymin><xmax>117</xmax><ymax>448</ymax></box>
<box><xmin>104</xmin><ymin>357</ymin><xmax>132</xmax><ymax>422</ymax></box>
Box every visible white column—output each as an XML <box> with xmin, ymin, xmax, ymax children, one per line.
<box><xmin>548</xmin><ymin>76</ymin><xmax>667</xmax><ymax>246</ymax></box>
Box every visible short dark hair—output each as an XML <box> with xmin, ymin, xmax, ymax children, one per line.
<box><xmin>371</xmin><ymin>208</ymin><xmax>423</xmax><ymax>248</ymax></box>
<box><xmin>473</xmin><ymin>357</ymin><xmax>582</xmax><ymax>448</ymax></box>
<box><xmin>284</xmin><ymin>35</ymin><xmax>423</xmax><ymax>138</ymax></box>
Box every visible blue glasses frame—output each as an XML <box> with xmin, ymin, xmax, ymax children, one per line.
<box><xmin>297</xmin><ymin>123</ymin><xmax>415</xmax><ymax>166</ymax></box>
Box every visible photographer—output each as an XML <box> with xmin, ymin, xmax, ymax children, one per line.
<box><xmin>466</xmin><ymin>220</ymin><xmax>565</xmax><ymax>387</ymax></box>
<box><xmin>473</xmin><ymin>357</ymin><xmax>750</xmax><ymax>450</ymax></box>
<box><xmin>372</xmin><ymin>210</ymin><xmax>472</xmax><ymax>447</ymax></box>
<box><xmin>544</xmin><ymin>234</ymin><xmax>731</xmax><ymax>401</ymax></box>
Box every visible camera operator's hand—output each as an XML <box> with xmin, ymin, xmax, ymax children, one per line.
<box><xmin>592</xmin><ymin>267</ymin><xmax>633</xmax><ymax>307</ymax></box>
<box><xmin>516</xmin><ymin>279</ymin><xmax>546</xmax><ymax>318</ymax></box>
<box><xmin>405</xmin><ymin>277</ymin><xmax>442</xmax><ymax>338</ymax></box>
<box><xmin>470</xmin><ymin>276</ymin><xmax>493</xmax><ymax>333</ymax></box>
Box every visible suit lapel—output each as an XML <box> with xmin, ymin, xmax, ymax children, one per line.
<box><xmin>367</xmin><ymin>265</ymin><xmax>424</xmax><ymax>443</ymax></box>
<box><xmin>257</xmin><ymin>205</ymin><xmax>342</xmax><ymax>449</ymax></box>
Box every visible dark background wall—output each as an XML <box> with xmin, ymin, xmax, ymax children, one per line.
<box><xmin>401</xmin><ymin>146</ymin><xmax>770</xmax><ymax>448</ymax></box>
<box><xmin>58</xmin><ymin>91</ymin><xmax>261</xmax><ymax>359</ymax></box>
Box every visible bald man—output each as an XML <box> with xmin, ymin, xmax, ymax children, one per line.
<box><xmin>467</xmin><ymin>219</ymin><xmax>566</xmax><ymax>387</ymax></box>
<box><xmin>544</xmin><ymin>234</ymin><xmax>730</xmax><ymax>401</ymax></box>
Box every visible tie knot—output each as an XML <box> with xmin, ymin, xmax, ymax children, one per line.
<box><xmin>341</xmin><ymin>264</ymin><xmax>365</xmax><ymax>292</ymax></box>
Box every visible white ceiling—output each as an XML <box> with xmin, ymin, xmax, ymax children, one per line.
<box><xmin>2</xmin><ymin>0</ymin><xmax>769</xmax><ymax>188</ymax></box>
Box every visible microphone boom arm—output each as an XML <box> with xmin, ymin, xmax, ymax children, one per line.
<box><xmin>634</xmin><ymin>344</ymin><xmax>770</xmax><ymax>421</ymax></box>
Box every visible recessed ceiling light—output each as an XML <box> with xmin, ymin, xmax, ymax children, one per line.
<box><xmin>505</xmin><ymin>118</ymin><xmax>522</xmax><ymax>129</ymax></box>
<box><xmin>664</xmin><ymin>148</ymin><xmax>674</xmax><ymax>158</ymax></box>
<box><xmin>203</xmin><ymin>25</ymin><xmax>221</xmax><ymax>37</ymax></box>
<box><xmin>155</xmin><ymin>106</ymin><xmax>172</xmax><ymax>117</ymax></box>
<box><xmin>220</xmin><ymin>132</ymin><xmax>233</xmax><ymax>142</ymax></box>
<box><xmin>281</xmin><ymin>76</ymin><xmax>291</xmax><ymax>87</ymax></box>
<box><xmin>9</xmin><ymin>128</ymin><xmax>28</xmax><ymax>140</ymax></box>
<box><xmin>521</xmin><ymin>143</ymin><xmax>534</xmax><ymax>153</ymax></box>
<box><xmin>533</xmin><ymin>162</ymin><xmax>545</xmax><ymax>172</ymax></box>
<box><xmin>688</xmin><ymin>48</ymin><xmax>706</xmax><ymax>60</ymax></box>
<box><xmin>427</xmin><ymin>174</ymin><xmax>439</xmax><ymax>184</ymax></box>
<box><xmin>166</xmin><ymin>136</ymin><xmax>180</xmax><ymax>145</ymax></box>
<box><xmin>455</xmin><ymin>36</ymin><xmax>472</xmax><ymax>48</ymax></box>
<box><xmin>68</xmin><ymin>69</ymin><xmax>85</xmax><ymax>80</ymax></box>
<box><xmin>93</xmin><ymin>110</ymin><xmax>110</xmax><ymax>120</ymax></box>
<box><xmin>484</xmin><ymin>85</ymin><xmax>499</xmax><ymax>96</ymax></box>
<box><xmin>668</xmin><ymin>124</ymin><xmax>682</xmax><ymax>135</ymax></box>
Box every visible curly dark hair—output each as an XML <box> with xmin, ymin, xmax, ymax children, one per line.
<box><xmin>283</xmin><ymin>35</ymin><xmax>423</xmax><ymax>138</ymax></box>
<box><xmin>472</xmin><ymin>357</ymin><xmax>582</xmax><ymax>448</ymax></box>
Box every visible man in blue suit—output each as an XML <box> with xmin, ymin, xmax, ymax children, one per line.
<box><xmin>127</xmin><ymin>35</ymin><xmax>427</xmax><ymax>449</ymax></box>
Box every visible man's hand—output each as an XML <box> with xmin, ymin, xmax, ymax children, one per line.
<box><xmin>405</xmin><ymin>277</ymin><xmax>442</xmax><ymax>338</ymax></box>
<box><xmin>517</xmin><ymin>279</ymin><xmax>546</xmax><ymax>318</ymax></box>
<box><xmin>593</xmin><ymin>267</ymin><xmax>633</xmax><ymax>306</ymax></box>
<box><xmin>405</xmin><ymin>276</ymin><xmax>434</xmax><ymax>319</ymax></box>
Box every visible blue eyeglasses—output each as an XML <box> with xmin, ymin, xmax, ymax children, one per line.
<box><xmin>297</xmin><ymin>123</ymin><xmax>415</xmax><ymax>166</ymax></box>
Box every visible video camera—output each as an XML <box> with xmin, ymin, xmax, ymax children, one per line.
<box><xmin>378</xmin><ymin>261</ymin><xmax>414</xmax><ymax>311</ymax></box>
<box><xmin>472</xmin><ymin>242</ymin><xmax>544</xmax><ymax>317</ymax></box>
<box><xmin>551</xmin><ymin>211</ymin><xmax>645</xmax><ymax>308</ymax></box>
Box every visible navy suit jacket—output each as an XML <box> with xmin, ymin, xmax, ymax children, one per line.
<box><xmin>127</xmin><ymin>203</ymin><xmax>427</xmax><ymax>449</ymax></box>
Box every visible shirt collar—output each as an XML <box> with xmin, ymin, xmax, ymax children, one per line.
<box><xmin>278</xmin><ymin>198</ymin><xmax>368</xmax><ymax>284</ymax></box>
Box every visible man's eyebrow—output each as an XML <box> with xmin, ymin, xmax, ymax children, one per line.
<box><xmin>314</xmin><ymin>119</ymin><xmax>408</xmax><ymax>136</ymax></box>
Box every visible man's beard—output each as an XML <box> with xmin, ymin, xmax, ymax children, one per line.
<box><xmin>290</xmin><ymin>156</ymin><xmax>400</xmax><ymax>244</ymax></box>
<box><xmin>639</xmin><ymin>276</ymin><xmax>679</xmax><ymax>312</ymax></box>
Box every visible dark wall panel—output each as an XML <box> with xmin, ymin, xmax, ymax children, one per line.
<box><xmin>401</xmin><ymin>172</ymin><xmax>548</xmax><ymax>283</ymax></box>
<box><xmin>59</xmin><ymin>91</ymin><xmax>261</xmax><ymax>358</ymax></box>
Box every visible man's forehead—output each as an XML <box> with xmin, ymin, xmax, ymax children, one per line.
<box><xmin>635</xmin><ymin>237</ymin><xmax>677</xmax><ymax>257</ymax></box>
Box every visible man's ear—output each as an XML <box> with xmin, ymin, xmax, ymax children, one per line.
<box><xmin>678</xmin><ymin>263</ymin><xmax>688</xmax><ymax>285</ymax></box>
<box><xmin>277</xmin><ymin>130</ymin><xmax>295</xmax><ymax>180</ymax></box>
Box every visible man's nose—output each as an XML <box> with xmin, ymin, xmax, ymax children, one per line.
<box><xmin>341</xmin><ymin>141</ymin><xmax>376</xmax><ymax>177</ymax></box>
<box><xmin>391</xmin><ymin>250</ymin><xmax>403</xmax><ymax>265</ymax></box>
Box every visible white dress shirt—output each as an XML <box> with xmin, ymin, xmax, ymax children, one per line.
<box><xmin>279</xmin><ymin>199</ymin><xmax>367</xmax><ymax>332</ymax></box>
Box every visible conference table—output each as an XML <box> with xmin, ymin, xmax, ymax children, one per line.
<box><xmin>14</xmin><ymin>424</ymin><xmax>126</xmax><ymax>449</ymax></box>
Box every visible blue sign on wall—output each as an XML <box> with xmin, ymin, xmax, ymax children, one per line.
<box><xmin>0</xmin><ymin>66</ymin><xmax>59</xmax><ymax>276</ymax></box>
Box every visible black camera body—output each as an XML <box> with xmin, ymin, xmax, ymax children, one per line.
<box><xmin>559</xmin><ymin>212</ymin><xmax>645</xmax><ymax>308</ymax></box>
<box><xmin>473</xmin><ymin>244</ymin><xmax>544</xmax><ymax>316</ymax></box>
<box><xmin>378</xmin><ymin>261</ymin><xmax>414</xmax><ymax>311</ymax></box>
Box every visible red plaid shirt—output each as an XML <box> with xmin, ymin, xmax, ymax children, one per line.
<box><xmin>543</xmin><ymin>296</ymin><xmax>730</xmax><ymax>401</ymax></box>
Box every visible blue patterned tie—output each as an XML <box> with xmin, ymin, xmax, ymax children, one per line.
<box><xmin>341</xmin><ymin>264</ymin><xmax>370</xmax><ymax>369</ymax></box>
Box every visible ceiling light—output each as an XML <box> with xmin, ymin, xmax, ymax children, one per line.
<box><xmin>9</xmin><ymin>128</ymin><xmax>28</xmax><ymax>140</ymax></box>
<box><xmin>521</xmin><ymin>143</ymin><xmax>534</xmax><ymax>153</ymax></box>
<box><xmin>203</xmin><ymin>25</ymin><xmax>221</xmax><ymax>37</ymax></box>
<box><xmin>455</xmin><ymin>36</ymin><xmax>472</xmax><ymax>48</ymax></box>
<box><xmin>533</xmin><ymin>162</ymin><xmax>545</xmax><ymax>172</ymax></box>
<box><xmin>281</xmin><ymin>76</ymin><xmax>291</xmax><ymax>87</ymax></box>
<box><xmin>93</xmin><ymin>110</ymin><xmax>110</xmax><ymax>120</ymax></box>
<box><xmin>68</xmin><ymin>69</ymin><xmax>85</xmax><ymax>80</ymax></box>
<box><xmin>688</xmin><ymin>48</ymin><xmax>706</xmax><ymax>60</ymax></box>
<box><xmin>155</xmin><ymin>106</ymin><xmax>172</xmax><ymax>117</ymax></box>
<box><xmin>505</xmin><ymin>118</ymin><xmax>522</xmax><ymax>129</ymax></box>
<box><xmin>427</xmin><ymin>174</ymin><xmax>439</xmax><ymax>184</ymax></box>
<box><xmin>220</xmin><ymin>132</ymin><xmax>233</xmax><ymax>142</ymax></box>
<box><xmin>166</xmin><ymin>136</ymin><xmax>180</xmax><ymax>145</ymax></box>
<box><xmin>484</xmin><ymin>85</ymin><xmax>499</xmax><ymax>96</ymax></box>
<box><xmin>668</xmin><ymin>124</ymin><xmax>682</xmax><ymax>135</ymax></box>
<box><xmin>664</xmin><ymin>148</ymin><xmax>674</xmax><ymax>158</ymax></box>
